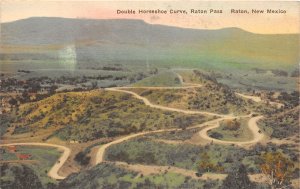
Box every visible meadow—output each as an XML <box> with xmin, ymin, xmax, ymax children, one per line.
<box><xmin>0</xmin><ymin>146</ymin><xmax>61</xmax><ymax>187</ymax></box>
<box><xmin>104</xmin><ymin>137</ymin><xmax>299</xmax><ymax>177</ymax></box>
<box><xmin>57</xmin><ymin>162</ymin><xmax>221</xmax><ymax>189</ymax></box>
<box><xmin>208</xmin><ymin>118</ymin><xmax>253</xmax><ymax>142</ymax></box>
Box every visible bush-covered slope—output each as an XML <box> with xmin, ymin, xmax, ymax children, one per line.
<box><xmin>128</xmin><ymin>70</ymin><xmax>249</xmax><ymax>115</ymax></box>
<box><xmin>12</xmin><ymin>90</ymin><xmax>209</xmax><ymax>142</ymax></box>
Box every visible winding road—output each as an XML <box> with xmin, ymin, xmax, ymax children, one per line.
<box><xmin>198</xmin><ymin>116</ymin><xmax>265</xmax><ymax>145</ymax></box>
<box><xmin>106</xmin><ymin>88</ymin><xmax>231</xmax><ymax>118</ymax></box>
<box><xmin>235</xmin><ymin>92</ymin><xmax>284</xmax><ymax>108</ymax></box>
<box><xmin>94</xmin><ymin>114</ymin><xmax>263</xmax><ymax>165</ymax></box>
<box><xmin>2</xmin><ymin>72</ymin><xmax>268</xmax><ymax>181</ymax></box>
<box><xmin>0</xmin><ymin>142</ymin><xmax>70</xmax><ymax>180</ymax></box>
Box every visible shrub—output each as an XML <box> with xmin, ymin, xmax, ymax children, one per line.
<box><xmin>74</xmin><ymin>152</ymin><xmax>91</xmax><ymax>166</ymax></box>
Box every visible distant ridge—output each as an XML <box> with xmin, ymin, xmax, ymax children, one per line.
<box><xmin>1</xmin><ymin>17</ymin><xmax>299</xmax><ymax>70</ymax></box>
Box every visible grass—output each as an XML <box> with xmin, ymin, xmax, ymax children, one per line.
<box><xmin>208</xmin><ymin>118</ymin><xmax>253</xmax><ymax>142</ymax></box>
<box><xmin>132</xmin><ymin>71</ymin><xmax>182</xmax><ymax>87</ymax></box>
<box><xmin>216</xmin><ymin>70</ymin><xmax>298</xmax><ymax>92</ymax></box>
<box><xmin>0</xmin><ymin>145</ymin><xmax>61</xmax><ymax>186</ymax></box>
<box><xmin>58</xmin><ymin>162</ymin><xmax>221</xmax><ymax>189</ymax></box>
<box><xmin>145</xmin><ymin>128</ymin><xmax>201</xmax><ymax>141</ymax></box>
<box><xmin>121</xmin><ymin>172</ymin><xmax>197</xmax><ymax>188</ymax></box>
<box><xmin>104</xmin><ymin>137</ymin><xmax>262</xmax><ymax>173</ymax></box>
<box><xmin>128</xmin><ymin>70</ymin><xmax>250</xmax><ymax>115</ymax></box>
<box><xmin>104</xmin><ymin>137</ymin><xmax>299</xmax><ymax>180</ymax></box>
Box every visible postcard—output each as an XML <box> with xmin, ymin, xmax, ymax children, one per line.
<box><xmin>0</xmin><ymin>1</ymin><xmax>299</xmax><ymax>189</ymax></box>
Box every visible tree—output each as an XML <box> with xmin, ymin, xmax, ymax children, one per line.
<box><xmin>220</xmin><ymin>164</ymin><xmax>254</xmax><ymax>189</ymax></box>
<box><xmin>74</xmin><ymin>151</ymin><xmax>91</xmax><ymax>166</ymax></box>
<box><xmin>8</xmin><ymin>98</ymin><xmax>18</xmax><ymax>107</ymax></box>
<box><xmin>223</xmin><ymin>119</ymin><xmax>240</xmax><ymax>131</ymax></box>
<box><xmin>260</xmin><ymin>152</ymin><xmax>294</xmax><ymax>189</ymax></box>
<box><xmin>49</xmin><ymin>85</ymin><xmax>58</xmax><ymax>95</ymax></box>
<box><xmin>198</xmin><ymin>152</ymin><xmax>224</xmax><ymax>173</ymax></box>
<box><xmin>91</xmin><ymin>81</ymin><xmax>98</xmax><ymax>89</ymax></box>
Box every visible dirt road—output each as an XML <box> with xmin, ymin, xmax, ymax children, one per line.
<box><xmin>235</xmin><ymin>92</ymin><xmax>284</xmax><ymax>108</ymax></box>
<box><xmin>106</xmin><ymin>88</ymin><xmax>231</xmax><ymax>118</ymax></box>
<box><xmin>95</xmin><ymin>128</ymin><xmax>184</xmax><ymax>164</ymax></box>
<box><xmin>235</xmin><ymin>93</ymin><xmax>262</xmax><ymax>102</ymax></box>
<box><xmin>198</xmin><ymin>116</ymin><xmax>265</xmax><ymax>146</ymax></box>
<box><xmin>0</xmin><ymin>142</ymin><xmax>70</xmax><ymax>180</ymax></box>
<box><xmin>94</xmin><ymin>114</ymin><xmax>258</xmax><ymax>165</ymax></box>
<box><xmin>2</xmin><ymin>73</ymin><xmax>269</xmax><ymax>181</ymax></box>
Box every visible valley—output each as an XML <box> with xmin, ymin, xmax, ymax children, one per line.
<box><xmin>1</xmin><ymin>69</ymin><xmax>299</xmax><ymax>189</ymax></box>
<box><xmin>0</xmin><ymin>17</ymin><xmax>299</xmax><ymax>189</ymax></box>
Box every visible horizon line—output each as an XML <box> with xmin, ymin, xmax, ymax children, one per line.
<box><xmin>2</xmin><ymin>16</ymin><xmax>300</xmax><ymax>35</ymax></box>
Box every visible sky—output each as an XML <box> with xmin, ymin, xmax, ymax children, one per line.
<box><xmin>1</xmin><ymin>1</ymin><xmax>299</xmax><ymax>34</ymax></box>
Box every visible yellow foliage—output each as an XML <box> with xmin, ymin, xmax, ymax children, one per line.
<box><xmin>260</xmin><ymin>152</ymin><xmax>294</xmax><ymax>186</ymax></box>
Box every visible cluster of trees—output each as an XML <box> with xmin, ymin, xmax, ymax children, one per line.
<box><xmin>220</xmin><ymin>164</ymin><xmax>254</xmax><ymax>189</ymax></box>
<box><xmin>290</xmin><ymin>69</ymin><xmax>299</xmax><ymax>77</ymax></box>
<box><xmin>222</xmin><ymin>119</ymin><xmax>241</xmax><ymax>131</ymax></box>
<box><xmin>0</xmin><ymin>164</ymin><xmax>43</xmax><ymax>189</ymax></box>
<box><xmin>187</xmin><ymin>70</ymin><xmax>247</xmax><ymax>114</ymax></box>
<box><xmin>197</xmin><ymin>152</ymin><xmax>224</xmax><ymax>174</ymax></box>
<box><xmin>74</xmin><ymin>152</ymin><xmax>91</xmax><ymax>166</ymax></box>
<box><xmin>219</xmin><ymin>151</ymin><xmax>295</xmax><ymax>189</ymax></box>
<box><xmin>1</xmin><ymin>77</ymin><xmax>50</xmax><ymax>93</ymax></box>
<box><xmin>0</xmin><ymin>115</ymin><xmax>12</xmax><ymax>137</ymax></box>
<box><xmin>278</xmin><ymin>91</ymin><xmax>299</xmax><ymax>108</ymax></box>
<box><xmin>271</xmin><ymin>69</ymin><xmax>289</xmax><ymax>77</ymax></box>
<box><xmin>252</xmin><ymin>68</ymin><xmax>298</xmax><ymax>77</ymax></box>
<box><xmin>260</xmin><ymin>152</ymin><xmax>295</xmax><ymax>188</ymax></box>
<box><xmin>262</xmin><ymin>107</ymin><xmax>299</xmax><ymax>139</ymax></box>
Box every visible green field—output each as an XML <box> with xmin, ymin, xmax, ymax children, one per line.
<box><xmin>145</xmin><ymin>128</ymin><xmax>201</xmax><ymax>141</ymax></box>
<box><xmin>104</xmin><ymin>137</ymin><xmax>299</xmax><ymax>178</ymax></box>
<box><xmin>132</xmin><ymin>71</ymin><xmax>182</xmax><ymax>87</ymax></box>
<box><xmin>57</xmin><ymin>162</ymin><xmax>221</xmax><ymax>189</ymax></box>
<box><xmin>105</xmin><ymin>137</ymin><xmax>263</xmax><ymax>173</ymax></box>
<box><xmin>208</xmin><ymin>118</ymin><xmax>253</xmax><ymax>142</ymax></box>
<box><xmin>0</xmin><ymin>145</ymin><xmax>61</xmax><ymax>187</ymax></box>
<box><xmin>128</xmin><ymin>70</ymin><xmax>250</xmax><ymax>115</ymax></box>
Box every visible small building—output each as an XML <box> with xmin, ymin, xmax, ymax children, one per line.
<box><xmin>16</xmin><ymin>154</ymin><xmax>32</xmax><ymax>160</ymax></box>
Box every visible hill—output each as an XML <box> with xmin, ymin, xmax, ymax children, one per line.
<box><xmin>57</xmin><ymin>162</ymin><xmax>220</xmax><ymax>189</ymax></box>
<box><xmin>1</xmin><ymin>17</ymin><xmax>299</xmax><ymax>72</ymax></box>
<box><xmin>259</xmin><ymin>106</ymin><xmax>299</xmax><ymax>139</ymax></box>
<box><xmin>126</xmin><ymin>70</ymin><xmax>250</xmax><ymax>115</ymax></box>
<box><xmin>9</xmin><ymin>90</ymin><xmax>209</xmax><ymax>142</ymax></box>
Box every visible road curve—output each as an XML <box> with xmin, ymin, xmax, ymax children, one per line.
<box><xmin>106</xmin><ymin>88</ymin><xmax>231</xmax><ymax>118</ymax></box>
<box><xmin>1</xmin><ymin>73</ymin><xmax>267</xmax><ymax>181</ymax></box>
<box><xmin>0</xmin><ymin>142</ymin><xmax>70</xmax><ymax>180</ymax></box>
<box><xmin>235</xmin><ymin>92</ymin><xmax>284</xmax><ymax>108</ymax></box>
<box><xmin>235</xmin><ymin>93</ymin><xmax>262</xmax><ymax>102</ymax></box>
<box><xmin>198</xmin><ymin>116</ymin><xmax>265</xmax><ymax>146</ymax></box>
<box><xmin>94</xmin><ymin>115</ymin><xmax>255</xmax><ymax>165</ymax></box>
<box><xmin>95</xmin><ymin>128</ymin><xmax>183</xmax><ymax>164</ymax></box>
<box><xmin>95</xmin><ymin>114</ymin><xmax>253</xmax><ymax>164</ymax></box>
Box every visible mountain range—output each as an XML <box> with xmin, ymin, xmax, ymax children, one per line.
<box><xmin>1</xmin><ymin>17</ymin><xmax>299</xmax><ymax>71</ymax></box>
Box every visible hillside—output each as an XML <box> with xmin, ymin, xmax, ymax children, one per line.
<box><xmin>10</xmin><ymin>90</ymin><xmax>209</xmax><ymax>142</ymax></box>
<box><xmin>259</xmin><ymin>106</ymin><xmax>299</xmax><ymax>139</ymax></box>
<box><xmin>1</xmin><ymin>17</ymin><xmax>299</xmax><ymax>72</ymax></box>
<box><xmin>127</xmin><ymin>70</ymin><xmax>250</xmax><ymax>115</ymax></box>
<box><xmin>57</xmin><ymin>162</ymin><xmax>222</xmax><ymax>189</ymax></box>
